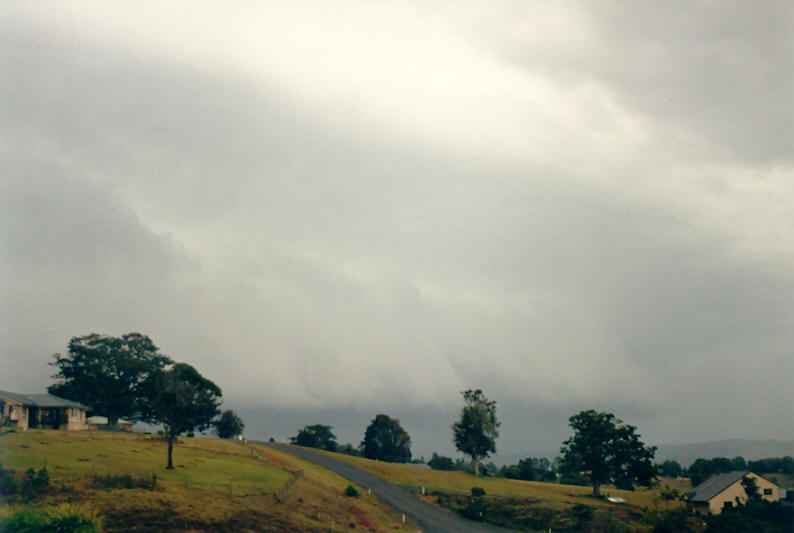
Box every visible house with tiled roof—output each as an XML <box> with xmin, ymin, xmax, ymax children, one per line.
<box><xmin>0</xmin><ymin>391</ymin><xmax>89</xmax><ymax>431</ymax></box>
<box><xmin>685</xmin><ymin>470</ymin><xmax>780</xmax><ymax>514</ymax></box>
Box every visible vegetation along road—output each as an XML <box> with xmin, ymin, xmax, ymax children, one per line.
<box><xmin>261</xmin><ymin>442</ymin><xmax>513</xmax><ymax>533</ymax></box>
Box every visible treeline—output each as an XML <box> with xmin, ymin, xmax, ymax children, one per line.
<box><xmin>684</xmin><ymin>456</ymin><xmax>794</xmax><ymax>486</ymax></box>
<box><xmin>290</xmin><ymin>416</ymin><xmax>413</xmax><ymax>463</ymax></box>
<box><xmin>294</xmin><ymin>402</ymin><xmax>657</xmax><ymax>498</ymax></box>
<box><xmin>428</xmin><ymin>453</ymin><xmax>558</xmax><ymax>481</ymax></box>
<box><xmin>431</xmin><ymin>453</ymin><xmax>794</xmax><ymax>491</ymax></box>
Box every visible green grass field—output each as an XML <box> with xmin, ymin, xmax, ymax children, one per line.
<box><xmin>0</xmin><ymin>430</ymin><xmax>701</xmax><ymax>532</ymax></box>
<box><xmin>0</xmin><ymin>430</ymin><xmax>416</xmax><ymax>532</ymax></box>
<box><xmin>318</xmin><ymin>449</ymin><xmax>688</xmax><ymax>511</ymax></box>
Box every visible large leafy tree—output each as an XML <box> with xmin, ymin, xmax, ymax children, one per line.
<box><xmin>141</xmin><ymin>363</ymin><xmax>222</xmax><ymax>469</ymax></box>
<box><xmin>360</xmin><ymin>414</ymin><xmax>412</xmax><ymax>463</ymax></box>
<box><xmin>214</xmin><ymin>410</ymin><xmax>244</xmax><ymax>440</ymax></box>
<box><xmin>290</xmin><ymin>424</ymin><xmax>338</xmax><ymax>451</ymax></box>
<box><xmin>48</xmin><ymin>333</ymin><xmax>172</xmax><ymax>425</ymax></box>
<box><xmin>452</xmin><ymin>389</ymin><xmax>500</xmax><ymax>476</ymax></box>
<box><xmin>560</xmin><ymin>410</ymin><xmax>656</xmax><ymax>497</ymax></box>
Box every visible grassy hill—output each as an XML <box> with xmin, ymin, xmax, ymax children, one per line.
<box><xmin>319</xmin><ymin>449</ymin><xmax>686</xmax><ymax>509</ymax></box>
<box><xmin>0</xmin><ymin>430</ymin><xmax>416</xmax><ymax>532</ymax></box>
<box><xmin>312</xmin><ymin>450</ymin><xmax>694</xmax><ymax>532</ymax></box>
<box><xmin>1</xmin><ymin>430</ymin><xmax>700</xmax><ymax>532</ymax></box>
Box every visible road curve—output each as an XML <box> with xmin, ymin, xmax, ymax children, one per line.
<box><xmin>257</xmin><ymin>442</ymin><xmax>513</xmax><ymax>533</ymax></box>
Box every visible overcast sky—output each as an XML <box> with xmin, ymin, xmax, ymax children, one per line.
<box><xmin>2</xmin><ymin>1</ymin><xmax>793</xmax><ymax>459</ymax></box>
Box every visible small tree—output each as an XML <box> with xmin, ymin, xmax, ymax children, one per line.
<box><xmin>214</xmin><ymin>410</ymin><xmax>244</xmax><ymax>439</ymax></box>
<box><xmin>141</xmin><ymin>363</ymin><xmax>222</xmax><ymax>469</ymax></box>
<box><xmin>501</xmin><ymin>457</ymin><xmax>539</xmax><ymax>481</ymax></box>
<box><xmin>428</xmin><ymin>453</ymin><xmax>456</xmax><ymax>471</ymax></box>
<box><xmin>740</xmin><ymin>476</ymin><xmax>762</xmax><ymax>504</ymax></box>
<box><xmin>290</xmin><ymin>424</ymin><xmax>338</xmax><ymax>451</ymax></box>
<box><xmin>560</xmin><ymin>410</ymin><xmax>656</xmax><ymax>497</ymax></box>
<box><xmin>658</xmin><ymin>460</ymin><xmax>683</xmax><ymax>478</ymax></box>
<box><xmin>360</xmin><ymin>414</ymin><xmax>412</xmax><ymax>463</ymax></box>
<box><xmin>452</xmin><ymin>389</ymin><xmax>500</xmax><ymax>477</ymax></box>
<box><xmin>336</xmin><ymin>443</ymin><xmax>362</xmax><ymax>457</ymax></box>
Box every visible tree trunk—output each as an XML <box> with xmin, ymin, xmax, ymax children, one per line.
<box><xmin>473</xmin><ymin>457</ymin><xmax>480</xmax><ymax>477</ymax></box>
<box><xmin>593</xmin><ymin>482</ymin><xmax>601</xmax><ymax>498</ymax></box>
<box><xmin>166</xmin><ymin>435</ymin><xmax>175</xmax><ymax>469</ymax></box>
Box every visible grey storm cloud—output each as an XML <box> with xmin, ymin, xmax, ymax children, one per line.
<box><xmin>2</xmin><ymin>2</ymin><xmax>792</xmax><ymax>458</ymax></box>
<box><xmin>450</xmin><ymin>0</ymin><xmax>794</xmax><ymax>164</ymax></box>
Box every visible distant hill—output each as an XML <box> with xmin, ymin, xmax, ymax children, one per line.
<box><xmin>655</xmin><ymin>439</ymin><xmax>794</xmax><ymax>466</ymax></box>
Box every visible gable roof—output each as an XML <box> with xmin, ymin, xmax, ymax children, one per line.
<box><xmin>685</xmin><ymin>470</ymin><xmax>781</xmax><ymax>502</ymax></box>
<box><xmin>0</xmin><ymin>391</ymin><xmax>89</xmax><ymax>410</ymax></box>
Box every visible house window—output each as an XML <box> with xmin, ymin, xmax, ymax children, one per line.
<box><xmin>763</xmin><ymin>488</ymin><xmax>772</xmax><ymax>496</ymax></box>
<box><xmin>723</xmin><ymin>501</ymin><xmax>733</xmax><ymax>509</ymax></box>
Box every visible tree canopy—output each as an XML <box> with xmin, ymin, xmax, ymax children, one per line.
<box><xmin>501</xmin><ymin>457</ymin><xmax>555</xmax><ymax>482</ymax></box>
<box><xmin>428</xmin><ymin>453</ymin><xmax>456</xmax><ymax>471</ymax></box>
<box><xmin>290</xmin><ymin>425</ymin><xmax>338</xmax><ymax>451</ymax></box>
<box><xmin>452</xmin><ymin>389</ymin><xmax>500</xmax><ymax>477</ymax></box>
<box><xmin>360</xmin><ymin>414</ymin><xmax>412</xmax><ymax>463</ymax></box>
<box><xmin>560</xmin><ymin>409</ymin><xmax>656</xmax><ymax>496</ymax></box>
<box><xmin>140</xmin><ymin>363</ymin><xmax>222</xmax><ymax>469</ymax></box>
<box><xmin>48</xmin><ymin>333</ymin><xmax>172</xmax><ymax>425</ymax></box>
<box><xmin>214</xmin><ymin>410</ymin><xmax>244</xmax><ymax>440</ymax></box>
<box><xmin>658</xmin><ymin>460</ymin><xmax>683</xmax><ymax>479</ymax></box>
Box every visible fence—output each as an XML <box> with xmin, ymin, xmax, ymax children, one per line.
<box><xmin>273</xmin><ymin>469</ymin><xmax>304</xmax><ymax>503</ymax></box>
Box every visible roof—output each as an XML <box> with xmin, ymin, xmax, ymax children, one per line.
<box><xmin>0</xmin><ymin>391</ymin><xmax>89</xmax><ymax>410</ymax></box>
<box><xmin>687</xmin><ymin>471</ymin><xmax>755</xmax><ymax>502</ymax></box>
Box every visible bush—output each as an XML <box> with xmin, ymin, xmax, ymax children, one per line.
<box><xmin>428</xmin><ymin>453</ymin><xmax>455</xmax><ymax>471</ymax></box>
<box><xmin>0</xmin><ymin>464</ymin><xmax>19</xmax><ymax>497</ymax></box>
<box><xmin>470</xmin><ymin>487</ymin><xmax>486</xmax><ymax>498</ymax></box>
<box><xmin>20</xmin><ymin>468</ymin><xmax>49</xmax><ymax>502</ymax></box>
<box><xmin>336</xmin><ymin>444</ymin><xmax>362</xmax><ymax>457</ymax></box>
<box><xmin>90</xmin><ymin>472</ymin><xmax>158</xmax><ymax>490</ymax></box>
<box><xmin>344</xmin><ymin>485</ymin><xmax>359</xmax><ymax>497</ymax></box>
<box><xmin>652</xmin><ymin>509</ymin><xmax>693</xmax><ymax>533</ymax></box>
<box><xmin>459</xmin><ymin>498</ymin><xmax>488</xmax><ymax>521</ymax></box>
<box><xmin>0</xmin><ymin>504</ymin><xmax>101</xmax><ymax>533</ymax></box>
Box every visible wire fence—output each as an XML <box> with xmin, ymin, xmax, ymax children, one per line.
<box><xmin>273</xmin><ymin>469</ymin><xmax>304</xmax><ymax>503</ymax></box>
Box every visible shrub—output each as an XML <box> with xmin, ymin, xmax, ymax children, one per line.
<box><xmin>0</xmin><ymin>464</ymin><xmax>19</xmax><ymax>497</ymax></box>
<box><xmin>90</xmin><ymin>472</ymin><xmax>158</xmax><ymax>490</ymax></box>
<box><xmin>470</xmin><ymin>487</ymin><xmax>486</xmax><ymax>498</ymax></box>
<box><xmin>0</xmin><ymin>504</ymin><xmax>100</xmax><ymax>533</ymax></box>
<box><xmin>344</xmin><ymin>485</ymin><xmax>359</xmax><ymax>497</ymax></box>
<box><xmin>569</xmin><ymin>503</ymin><xmax>594</xmax><ymax>526</ymax></box>
<box><xmin>336</xmin><ymin>444</ymin><xmax>362</xmax><ymax>457</ymax></box>
<box><xmin>652</xmin><ymin>509</ymin><xmax>693</xmax><ymax>533</ymax></box>
<box><xmin>428</xmin><ymin>453</ymin><xmax>455</xmax><ymax>471</ymax></box>
<box><xmin>20</xmin><ymin>468</ymin><xmax>49</xmax><ymax>502</ymax></box>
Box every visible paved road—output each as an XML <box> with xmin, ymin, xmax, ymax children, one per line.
<box><xmin>258</xmin><ymin>442</ymin><xmax>513</xmax><ymax>533</ymax></box>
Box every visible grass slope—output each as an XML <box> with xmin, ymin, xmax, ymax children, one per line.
<box><xmin>318</xmin><ymin>450</ymin><xmax>687</xmax><ymax>511</ymax></box>
<box><xmin>0</xmin><ymin>430</ymin><xmax>416</xmax><ymax>532</ymax></box>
